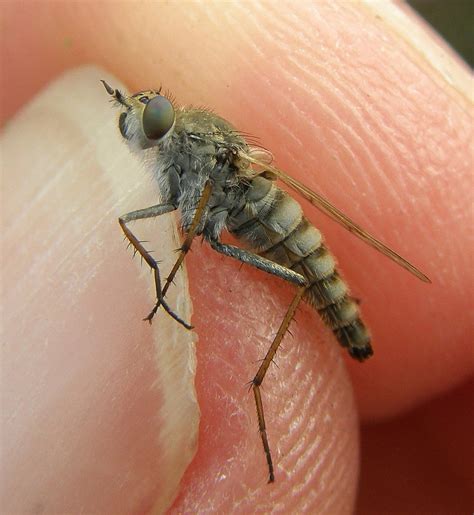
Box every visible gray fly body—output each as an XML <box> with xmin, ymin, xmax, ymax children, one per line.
<box><xmin>102</xmin><ymin>81</ymin><xmax>430</xmax><ymax>483</ymax></box>
<box><xmin>156</xmin><ymin>109</ymin><xmax>250</xmax><ymax>240</ymax></box>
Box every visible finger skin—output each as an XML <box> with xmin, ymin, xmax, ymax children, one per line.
<box><xmin>1</xmin><ymin>0</ymin><xmax>472</xmax><ymax>513</ymax></box>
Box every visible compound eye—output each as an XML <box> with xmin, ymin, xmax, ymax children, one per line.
<box><xmin>118</xmin><ymin>112</ymin><xmax>129</xmax><ymax>139</ymax></box>
<box><xmin>142</xmin><ymin>96</ymin><xmax>175</xmax><ymax>140</ymax></box>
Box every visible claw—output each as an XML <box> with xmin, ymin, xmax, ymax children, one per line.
<box><xmin>143</xmin><ymin>299</ymin><xmax>193</xmax><ymax>330</ymax></box>
<box><xmin>143</xmin><ymin>302</ymin><xmax>160</xmax><ymax>323</ymax></box>
<box><xmin>143</xmin><ymin>314</ymin><xmax>154</xmax><ymax>325</ymax></box>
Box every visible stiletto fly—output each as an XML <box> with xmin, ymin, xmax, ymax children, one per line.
<box><xmin>102</xmin><ymin>80</ymin><xmax>430</xmax><ymax>483</ymax></box>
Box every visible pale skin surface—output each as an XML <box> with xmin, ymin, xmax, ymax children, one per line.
<box><xmin>1</xmin><ymin>1</ymin><xmax>473</xmax><ymax>514</ymax></box>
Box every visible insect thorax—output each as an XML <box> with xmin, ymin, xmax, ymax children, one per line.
<box><xmin>151</xmin><ymin>108</ymin><xmax>251</xmax><ymax>240</ymax></box>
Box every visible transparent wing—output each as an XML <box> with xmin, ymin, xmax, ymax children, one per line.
<box><xmin>247</xmin><ymin>146</ymin><xmax>274</xmax><ymax>165</ymax></box>
<box><xmin>242</xmin><ymin>151</ymin><xmax>431</xmax><ymax>283</ymax></box>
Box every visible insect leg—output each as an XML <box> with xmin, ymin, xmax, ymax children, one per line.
<box><xmin>253</xmin><ymin>286</ymin><xmax>306</xmax><ymax>482</ymax></box>
<box><xmin>144</xmin><ymin>181</ymin><xmax>213</xmax><ymax>323</ymax></box>
<box><xmin>208</xmin><ymin>240</ymin><xmax>307</xmax><ymax>287</ymax></box>
<box><xmin>209</xmin><ymin>239</ymin><xmax>308</xmax><ymax>481</ymax></box>
<box><xmin>119</xmin><ymin>203</ymin><xmax>192</xmax><ymax>329</ymax></box>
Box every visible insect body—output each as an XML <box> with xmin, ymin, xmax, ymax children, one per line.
<box><xmin>102</xmin><ymin>81</ymin><xmax>429</xmax><ymax>482</ymax></box>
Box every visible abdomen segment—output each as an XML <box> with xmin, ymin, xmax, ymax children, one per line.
<box><xmin>229</xmin><ymin>177</ymin><xmax>373</xmax><ymax>361</ymax></box>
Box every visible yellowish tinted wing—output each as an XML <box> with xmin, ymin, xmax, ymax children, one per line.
<box><xmin>242</xmin><ymin>153</ymin><xmax>430</xmax><ymax>283</ymax></box>
<box><xmin>277</xmin><ymin>168</ymin><xmax>431</xmax><ymax>283</ymax></box>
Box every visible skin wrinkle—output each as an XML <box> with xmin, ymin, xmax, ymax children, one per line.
<box><xmin>264</xmin><ymin>70</ymin><xmax>397</xmax><ymax>222</ymax></box>
<box><xmin>286</xmin><ymin>377</ymin><xmax>349</xmax><ymax>505</ymax></box>
<box><xmin>280</xmin><ymin>5</ymin><xmax>464</xmax><ymax>222</ymax></box>
<box><xmin>280</xmin><ymin>399</ymin><xmax>309</xmax><ymax>460</ymax></box>
<box><xmin>283</xmin><ymin>54</ymin><xmax>387</xmax><ymax>159</ymax></box>
<box><xmin>287</xmin><ymin>61</ymin><xmax>417</xmax><ymax>217</ymax></box>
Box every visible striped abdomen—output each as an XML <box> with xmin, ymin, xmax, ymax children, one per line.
<box><xmin>229</xmin><ymin>176</ymin><xmax>373</xmax><ymax>361</ymax></box>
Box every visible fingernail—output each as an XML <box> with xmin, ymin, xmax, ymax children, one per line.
<box><xmin>2</xmin><ymin>66</ymin><xmax>199</xmax><ymax>513</ymax></box>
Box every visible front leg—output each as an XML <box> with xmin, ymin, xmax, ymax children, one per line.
<box><xmin>143</xmin><ymin>180</ymin><xmax>213</xmax><ymax>323</ymax></box>
<box><xmin>119</xmin><ymin>203</ymin><xmax>193</xmax><ymax>329</ymax></box>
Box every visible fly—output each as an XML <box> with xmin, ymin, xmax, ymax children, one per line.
<box><xmin>102</xmin><ymin>80</ymin><xmax>430</xmax><ymax>483</ymax></box>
